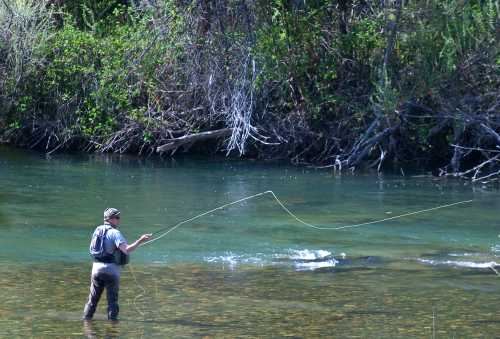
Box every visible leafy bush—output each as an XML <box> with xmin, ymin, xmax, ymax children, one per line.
<box><xmin>0</xmin><ymin>0</ymin><xmax>498</xmax><ymax>174</ymax></box>
<box><xmin>0</xmin><ymin>0</ymin><xmax>53</xmax><ymax>124</ymax></box>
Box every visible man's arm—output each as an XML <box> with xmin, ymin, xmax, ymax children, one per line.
<box><xmin>118</xmin><ymin>234</ymin><xmax>152</xmax><ymax>255</ymax></box>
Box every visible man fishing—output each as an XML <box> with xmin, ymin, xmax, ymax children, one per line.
<box><xmin>83</xmin><ymin>208</ymin><xmax>152</xmax><ymax>321</ymax></box>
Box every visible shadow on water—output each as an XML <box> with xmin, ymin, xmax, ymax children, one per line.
<box><xmin>0</xmin><ymin>193</ymin><xmax>9</xmax><ymax>226</ymax></box>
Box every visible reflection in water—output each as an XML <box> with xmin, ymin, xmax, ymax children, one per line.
<box><xmin>83</xmin><ymin>320</ymin><xmax>121</xmax><ymax>339</ymax></box>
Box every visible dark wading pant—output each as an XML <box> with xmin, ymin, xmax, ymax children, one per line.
<box><xmin>83</xmin><ymin>272</ymin><xmax>120</xmax><ymax>320</ymax></box>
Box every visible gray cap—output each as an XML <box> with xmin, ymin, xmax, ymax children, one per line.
<box><xmin>104</xmin><ymin>208</ymin><xmax>121</xmax><ymax>220</ymax></box>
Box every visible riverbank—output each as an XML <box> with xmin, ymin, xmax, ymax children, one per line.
<box><xmin>1</xmin><ymin>1</ymin><xmax>498</xmax><ymax>180</ymax></box>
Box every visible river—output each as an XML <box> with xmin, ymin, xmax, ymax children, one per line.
<box><xmin>1</xmin><ymin>146</ymin><xmax>499</xmax><ymax>337</ymax></box>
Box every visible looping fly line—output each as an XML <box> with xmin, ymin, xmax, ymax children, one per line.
<box><xmin>140</xmin><ymin>190</ymin><xmax>473</xmax><ymax>247</ymax></box>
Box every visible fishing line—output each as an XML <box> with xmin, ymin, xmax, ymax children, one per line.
<box><xmin>127</xmin><ymin>264</ymin><xmax>146</xmax><ymax>316</ymax></box>
<box><xmin>141</xmin><ymin>190</ymin><xmax>473</xmax><ymax>246</ymax></box>
<box><xmin>126</xmin><ymin>192</ymin><xmax>484</xmax><ymax>317</ymax></box>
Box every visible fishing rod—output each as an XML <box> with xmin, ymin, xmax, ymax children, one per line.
<box><xmin>140</xmin><ymin>190</ymin><xmax>473</xmax><ymax>247</ymax></box>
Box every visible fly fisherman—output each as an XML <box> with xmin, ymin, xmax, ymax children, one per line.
<box><xmin>83</xmin><ymin>208</ymin><xmax>152</xmax><ymax>321</ymax></box>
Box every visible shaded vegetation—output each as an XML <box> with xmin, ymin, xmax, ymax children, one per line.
<box><xmin>0</xmin><ymin>0</ymin><xmax>499</xmax><ymax>180</ymax></box>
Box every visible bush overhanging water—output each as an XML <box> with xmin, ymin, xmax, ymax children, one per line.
<box><xmin>0</xmin><ymin>0</ymin><xmax>498</xmax><ymax>180</ymax></box>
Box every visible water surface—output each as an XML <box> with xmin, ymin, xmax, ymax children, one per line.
<box><xmin>1</xmin><ymin>146</ymin><xmax>499</xmax><ymax>337</ymax></box>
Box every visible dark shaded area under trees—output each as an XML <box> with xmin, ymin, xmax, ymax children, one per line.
<box><xmin>0</xmin><ymin>0</ymin><xmax>499</xmax><ymax>181</ymax></box>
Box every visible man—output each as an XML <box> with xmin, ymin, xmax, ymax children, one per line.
<box><xmin>83</xmin><ymin>208</ymin><xmax>151</xmax><ymax>321</ymax></box>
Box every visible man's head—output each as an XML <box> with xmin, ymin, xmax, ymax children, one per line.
<box><xmin>104</xmin><ymin>208</ymin><xmax>121</xmax><ymax>226</ymax></box>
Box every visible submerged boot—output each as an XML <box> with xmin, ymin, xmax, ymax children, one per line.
<box><xmin>83</xmin><ymin>302</ymin><xmax>96</xmax><ymax>320</ymax></box>
<box><xmin>108</xmin><ymin>303</ymin><xmax>119</xmax><ymax>321</ymax></box>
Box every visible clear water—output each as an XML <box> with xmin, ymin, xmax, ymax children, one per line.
<box><xmin>1</xmin><ymin>146</ymin><xmax>500</xmax><ymax>337</ymax></box>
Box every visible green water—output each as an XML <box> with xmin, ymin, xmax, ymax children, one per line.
<box><xmin>1</xmin><ymin>146</ymin><xmax>500</xmax><ymax>337</ymax></box>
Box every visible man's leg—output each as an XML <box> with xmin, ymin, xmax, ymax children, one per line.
<box><xmin>105</xmin><ymin>274</ymin><xmax>120</xmax><ymax>320</ymax></box>
<box><xmin>83</xmin><ymin>274</ymin><xmax>105</xmax><ymax>320</ymax></box>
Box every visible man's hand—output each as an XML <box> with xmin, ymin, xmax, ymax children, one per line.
<box><xmin>139</xmin><ymin>233</ymin><xmax>152</xmax><ymax>243</ymax></box>
<box><xmin>121</xmin><ymin>233</ymin><xmax>153</xmax><ymax>254</ymax></box>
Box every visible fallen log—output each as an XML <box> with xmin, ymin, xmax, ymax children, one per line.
<box><xmin>156</xmin><ymin>128</ymin><xmax>233</xmax><ymax>154</ymax></box>
<box><xmin>480</xmin><ymin>123</ymin><xmax>500</xmax><ymax>145</ymax></box>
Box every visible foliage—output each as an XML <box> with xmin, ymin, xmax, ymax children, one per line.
<box><xmin>0</xmin><ymin>0</ymin><xmax>53</xmax><ymax>124</ymax></box>
<box><xmin>0</xmin><ymin>0</ymin><xmax>498</xmax><ymax>176</ymax></box>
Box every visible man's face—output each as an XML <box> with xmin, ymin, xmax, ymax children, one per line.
<box><xmin>108</xmin><ymin>216</ymin><xmax>121</xmax><ymax>227</ymax></box>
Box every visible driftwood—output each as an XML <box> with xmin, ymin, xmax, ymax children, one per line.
<box><xmin>156</xmin><ymin>128</ymin><xmax>233</xmax><ymax>154</ymax></box>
